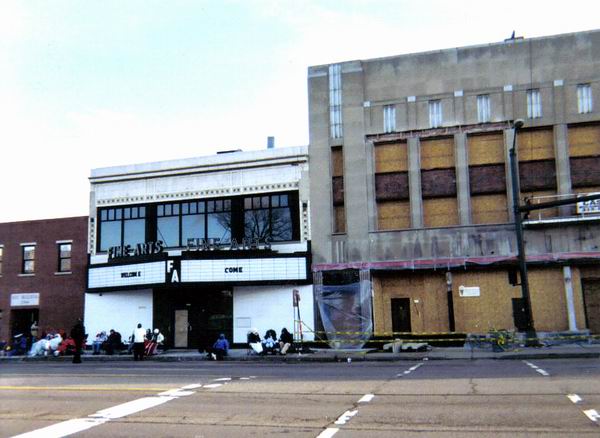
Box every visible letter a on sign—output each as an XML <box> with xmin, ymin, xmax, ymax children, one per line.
<box><xmin>171</xmin><ymin>270</ymin><xmax>180</xmax><ymax>283</ymax></box>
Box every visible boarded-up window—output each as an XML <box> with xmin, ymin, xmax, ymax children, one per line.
<box><xmin>468</xmin><ymin>132</ymin><xmax>504</xmax><ymax>165</ymax></box>
<box><xmin>517</xmin><ymin>128</ymin><xmax>554</xmax><ymax>161</ymax></box>
<box><xmin>568</xmin><ymin>124</ymin><xmax>600</xmax><ymax>157</ymax></box>
<box><xmin>423</xmin><ymin>198</ymin><xmax>458</xmax><ymax>228</ymax></box>
<box><xmin>375</xmin><ymin>142</ymin><xmax>408</xmax><ymax>173</ymax></box>
<box><xmin>472</xmin><ymin>194</ymin><xmax>508</xmax><ymax>224</ymax></box>
<box><xmin>378</xmin><ymin>201</ymin><xmax>410</xmax><ymax>230</ymax></box>
<box><xmin>420</xmin><ymin>137</ymin><xmax>454</xmax><ymax>169</ymax></box>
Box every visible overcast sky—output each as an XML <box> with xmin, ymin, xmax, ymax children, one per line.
<box><xmin>0</xmin><ymin>0</ymin><xmax>598</xmax><ymax>222</ymax></box>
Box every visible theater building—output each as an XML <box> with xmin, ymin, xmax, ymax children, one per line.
<box><xmin>0</xmin><ymin>217</ymin><xmax>88</xmax><ymax>341</ymax></box>
<box><xmin>84</xmin><ymin>146</ymin><xmax>313</xmax><ymax>348</ymax></box>
<box><xmin>308</xmin><ymin>30</ymin><xmax>600</xmax><ymax>338</ymax></box>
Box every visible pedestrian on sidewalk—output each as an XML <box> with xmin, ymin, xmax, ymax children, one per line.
<box><xmin>70</xmin><ymin>318</ymin><xmax>86</xmax><ymax>364</ymax></box>
<box><xmin>132</xmin><ymin>323</ymin><xmax>146</xmax><ymax>361</ymax></box>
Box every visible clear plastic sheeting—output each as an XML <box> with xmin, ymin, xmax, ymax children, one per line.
<box><xmin>315</xmin><ymin>270</ymin><xmax>373</xmax><ymax>349</ymax></box>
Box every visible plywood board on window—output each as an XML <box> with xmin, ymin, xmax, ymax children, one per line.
<box><xmin>331</xmin><ymin>147</ymin><xmax>344</xmax><ymax>177</ymax></box>
<box><xmin>377</xmin><ymin>200</ymin><xmax>410</xmax><ymax>230</ymax></box>
<box><xmin>568</xmin><ymin>124</ymin><xmax>600</xmax><ymax>157</ymax></box>
<box><xmin>517</xmin><ymin>128</ymin><xmax>554</xmax><ymax>161</ymax></box>
<box><xmin>521</xmin><ymin>190</ymin><xmax>558</xmax><ymax>219</ymax></box>
<box><xmin>471</xmin><ymin>194</ymin><xmax>508</xmax><ymax>224</ymax></box>
<box><xmin>423</xmin><ymin>197</ymin><xmax>458</xmax><ymax>227</ymax></box>
<box><xmin>420</xmin><ymin>137</ymin><xmax>455</xmax><ymax>170</ymax></box>
<box><xmin>334</xmin><ymin>205</ymin><xmax>346</xmax><ymax>233</ymax></box>
<box><xmin>468</xmin><ymin>132</ymin><xmax>504</xmax><ymax>165</ymax></box>
<box><xmin>375</xmin><ymin>142</ymin><xmax>408</xmax><ymax>173</ymax></box>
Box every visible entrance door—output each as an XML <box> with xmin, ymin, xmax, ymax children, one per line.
<box><xmin>583</xmin><ymin>280</ymin><xmax>600</xmax><ymax>334</ymax></box>
<box><xmin>391</xmin><ymin>298</ymin><xmax>411</xmax><ymax>334</ymax></box>
<box><xmin>10</xmin><ymin>309</ymin><xmax>39</xmax><ymax>339</ymax></box>
<box><xmin>174</xmin><ymin>309</ymin><xmax>189</xmax><ymax>348</ymax></box>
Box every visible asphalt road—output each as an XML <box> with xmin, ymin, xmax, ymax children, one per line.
<box><xmin>1</xmin><ymin>358</ymin><xmax>600</xmax><ymax>437</ymax></box>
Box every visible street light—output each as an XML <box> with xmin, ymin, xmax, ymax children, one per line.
<box><xmin>509</xmin><ymin>118</ymin><xmax>537</xmax><ymax>345</ymax></box>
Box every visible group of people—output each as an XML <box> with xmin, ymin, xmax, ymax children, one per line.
<box><xmin>130</xmin><ymin>324</ymin><xmax>165</xmax><ymax>361</ymax></box>
<box><xmin>247</xmin><ymin>327</ymin><xmax>294</xmax><ymax>356</ymax></box>
<box><xmin>92</xmin><ymin>329</ymin><xmax>124</xmax><ymax>355</ymax></box>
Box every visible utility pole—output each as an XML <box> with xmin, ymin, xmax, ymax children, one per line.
<box><xmin>509</xmin><ymin>119</ymin><xmax>537</xmax><ymax>345</ymax></box>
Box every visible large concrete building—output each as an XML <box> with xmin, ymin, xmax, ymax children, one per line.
<box><xmin>308</xmin><ymin>30</ymin><xmax>600</xmax><ymax>339</ymax></box>
<box><xmin>84</xmin><ymin>146</ymin><xmax>313</xmax><ymax>349</ymax></box>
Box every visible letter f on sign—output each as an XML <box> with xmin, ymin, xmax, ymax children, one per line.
<box><xmin>167</xmin><ymin>260</ymin><xmax>174</xmax><ymax>273</ymax></box>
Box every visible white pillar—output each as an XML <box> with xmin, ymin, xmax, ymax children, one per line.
<box><xmin>563</xmin><ymin>266</ymin><xmax>578</xmax><ymax>331</ymax></box>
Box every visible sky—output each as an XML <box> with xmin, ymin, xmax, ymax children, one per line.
<box><xmin>0</xmin><ymin>0</ymin><xmax>598</xmax><ymax>222</ymax></box>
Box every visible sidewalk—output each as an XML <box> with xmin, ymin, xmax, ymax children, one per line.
<box><xmin>3</xmin><ymin>343</ymin><xmax>599</xmax><ymax>363</ymax></box>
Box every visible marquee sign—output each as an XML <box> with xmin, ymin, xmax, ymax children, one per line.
<box><xmin>87</xmin><ymin>254</ymin><xmax>309</xmax><ymax>291</ymax></box>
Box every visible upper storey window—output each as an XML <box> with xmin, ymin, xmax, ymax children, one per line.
<box><xmin>58</xmin><ymin>243</ymin><xmax>72</xmax><ymax>272</ymax></box>
<box><xmin>383</xmin><ymin>105</ymin><xmax>396</xmax><ymax>133</ymax></box>
<box><xmin>158</xmin><ymin>200</ymin><xmax>232</xmax><ymax>248</ymax></box>
<box><xmin>244</xmin><ymin>194</ymin><xmax>293</xmax><ymax>242</ymax></box>
<box><xmin>477</xmin><ymin>94</ymin><xmax>491</xmax><ymax>123</ymax></box>
<box><xmin>527</xmin><ymin>89</ymin><xmax>542</xmax><ymax>119</ymax></box>
<box><xmin>429</xmin><ymin>100</ymin><xmax>442</xmax><ymax>128</ymax></box>
<box><xmin>22</xmin><ymin>245</ymin><xmax>35</xmax><ymax>274</ymax></box>
<box><xmin>99</xmin><ymin>206</ymin><xmax>146</xmax><ymax>252</ymax></box>
<box><xmin>329</xmin><ymin>64</ymin><xmax>343</xmax><ymax>139</ymax></box>
<box><xmin>577</xmin><ymin>84</ymin><xmax>593</xmax><ymax>114</ymax></box>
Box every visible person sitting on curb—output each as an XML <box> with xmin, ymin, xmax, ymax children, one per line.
<box><xmin>279</xmin><ymin>327</ymin><xmax>294</xmax><ymax>355</ymax></box>
<box><xmin>262</xmin><ymin>329</ymin><xmax>278</xmax><ymax>355</ymax></box>
<box><xmin>209</xmin><ymin>334</ymin><xmax>229</xmax><ymax>360</ymax></box>
<box><xmin>247</xmin><ymin>329</ymin><xmax>263</xmax><ymax>355</ymax></box>
<box><xmin>92</xmin><ymin>331</ymin><xmax>107</xmax><ymax>355</ymax></box>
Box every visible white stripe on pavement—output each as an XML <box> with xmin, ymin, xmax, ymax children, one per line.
<box><xmin>358</xmin><ymin>394</ymin><xmax>374</xmax><ymax>403</ymax></box>
<box><xmin>567</xmin><ymin>394</ymin><xmax>582</xmax><ymax>404</ymax></box>
<box><xmin>316</xmin><ymin>428</ymin><xmax>339</xmax><ymax>438</ymax></box>
<box><xmin>397</xmin><ymin>363</ymin><xmax>423</xmax><ymax>377</ymax></box>
<box><xmin>89</xmin><ymin>396</ymin><xmax>175</xmax><ymax>420</ymax></box>
<box><xmin>334</xmin><ymin>410</ymin><xmax>358</xmax><ymax>425</ymax></box>
<box><xmin>203</xmin><ymin>383</ymin><xmax>223</xmax><ymax>388</ymax></box>
<box><xmin>11</xmin><ymin>418</ymin><xmax>108</xmax><ymax>438</ymax></box>
<box><xmin>583</xmin><ymin>409</ymin><xmax>600</xmax><ymax>422</ymax></box>
<box><xmin>523</xmin><ymin>361</ymin><xmax>550</xmax><ymax>376</ymax></box>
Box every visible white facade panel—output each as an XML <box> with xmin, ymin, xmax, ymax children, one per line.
<box><xmin>232</xmin><ymin>284</ymin><xmax>314</xmax><ymax>343</ymax></box>
<box><xmin>88</xmin><ymin>262</ymin><xmax>166</xmax><ymax>289</ymax></box>
<box><xmin>84</xmin><ymin>290</ymin><xmax>153</xmax><ymax>345</ymax></box>
<box><xmin>182</xmin><ymin>258</ymin><xmax>307</xmax><ymax>283</ymax></box>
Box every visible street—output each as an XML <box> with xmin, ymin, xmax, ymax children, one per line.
<box><xmin>1</xmin><ymin>359</ymin><xmax>600</xmax><ymax>437</ymax></box>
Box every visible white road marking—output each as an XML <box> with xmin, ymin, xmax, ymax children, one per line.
<box><xmin>523</xmin><ymin>361</ymin><xmax>550</xmax><ymax>376</ymax></box>
<box><xmin>583</xmin><ymin>409</ymin><xmax>600</xmax><ymax>422</ymax></box>
<box><xmin>397</xmin><ymin>363</ymin><xmax>423</xmax><ymax>377</ymax></box>
<box><xmin>334</xmin><ymin>409</ymin><xmax>358</xmax><ymax>425</ymax></box>
<box><xmin>213</xmin><ymin>377</ymin><xmax>232</xmax><ymax>381</ymax></box>
<box><xmin>157</xmin><ymin>389</ymin><xmax>195</xmax><ymax>397</ymax></box>
<box><xmin>11</xmin><ymin>376</ymin><xmax>251</xmax><ymax>438</ymax></box>
<box><xmin>358</xmin><ymin>394</ymin><xmax>374</xmax><ymax>403</ymax></box>
<box><xmin>316</xmin><ymin>428</ymin><xmax>339</xmax><ymax>438</ymax></box>
<box><xmin>89</xmin><ymin>396</ymin><xmax>175</xmax><ymax>419</ymax></box>
<box><xmin>11</xmin><ymin>418</ymin><xmax>108</xmax><ymax>438</ymax></box>
<box><xmin>567</xmin><ymin>394</ymin><xmax>582</xmax><ymax>404</ymax></box>
<box><xmin>239</xmin><ymin>377</ymin><xmax>250</xmax><ymax>380</ymax></box>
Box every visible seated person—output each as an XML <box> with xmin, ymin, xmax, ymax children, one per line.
<box><xmin>92</xmin><ymin>331</ymin><xmax>107</xmax><ymax>355</ymax></box>
<box><xmin>105</xmin><ymin>329</ymin><xmax>123</xmax><ymax>355</ymax></box>
<box><xmin>210</xmin><ymin>334</ymin><xmax>229</xmax><ymax>360</ymax></box>
<box><xmin>279</xmin><ymin>327</ymin><xmax>294</xmax><ymax>355</ymax></box>
<box><xmin>55</xmin><ymin>336</ymin><xmax>77</xmax><ymax>356</ymax></box>
<box><xmin>262</xmin><ymin>329</ymin><xmax>278</xmax><ymax>355</ymax></box>
<box><xmin>145</xmin><ymin>329</ymin><xmax>164</xmax><ymax>356</ymax></box>
<box><xmin>247</xmin><ymin>328</ymin><xmax>263</xmax><ymax>355</ymax></box>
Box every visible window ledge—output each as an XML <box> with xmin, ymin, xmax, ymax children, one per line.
<box><xmin>54</xmin><ymin>271</ymin><xmax>72</xmax><ymax>276</ymax></box>
<box><xmin>18</xmin><ymin>273</ymin><xmax>35</xmax><ymax>277</ymax></box>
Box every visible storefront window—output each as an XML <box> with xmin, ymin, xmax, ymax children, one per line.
<box><xmin>182</xmin><ymin>201</ymin><xmax>205</xmax><ymax>246</ymax></box>
<box><xmin>157</xmin><ymin>203</ymin><xmax>180</xmax><ymax>248</ymax></box>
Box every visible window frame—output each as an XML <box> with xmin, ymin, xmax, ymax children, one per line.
<box><xmin>243</xmin><ymin>193</ymin><xmax>296</xmax><ymax>242</ymax></box>
<box><xmin>477</xmin><ymin>94</ymin><xmax>491</xmax><ymax>123</ymax></box>
<box><xmin>21</xmin><ymin>244</ymin><xmax>36</xmax><ymax>274</ymax></box>
<box><xmin>383</xmin><ymin>104</ymin><xmax>396</xmax><ymax>133</ymax></box>
<box><xmin>577</xmin><ymin>84</ymin><xmax>593</xmax><ymax>114</ymax></box>
<box><xmin>57</xmin><ymin>242</ymin><xmax>72</xmax><ymax>273</ymax></box>
<box><xmin>97</xmin><ymin>205</ymin><xmax>147</xmax><ymax>252</ymax></box>
<box><xmin>429</xmin><ymin>100</ymin><xmax>443</xmax><ymax>128</ymax></box>
<box><xmin>527</xmin><ymin>89</ymin><xmax>542</xmax><ymax>119</ymax></box>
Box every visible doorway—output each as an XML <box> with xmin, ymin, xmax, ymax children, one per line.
<box><xmin>10</xmin><ymin>308</ymin><xmax>39</xmax><ymax>339</ymax></box>
<box><xmin>391</xmin><ymin>298</ymin><xmax>411</xmax><ymax>334</ymax></box>
<box><xmin>154</xmin><ymin>287</ymin><xmax>232</xmax><ymax>350</ymax></box>
<box><xmin>582</xmin><ymin>280</ymin><xmax>600</xmax><ymax>334</ymax></box>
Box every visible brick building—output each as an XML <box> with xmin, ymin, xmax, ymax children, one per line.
<box><xmin>308</xmin><ymin>30</ymin><xmax>600</xmax><ymax>339</ymax></box>
<box><xmin>0</xmin><ymin>217</ymin><xmax>88</xmax><ymax>342</ymax></box>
